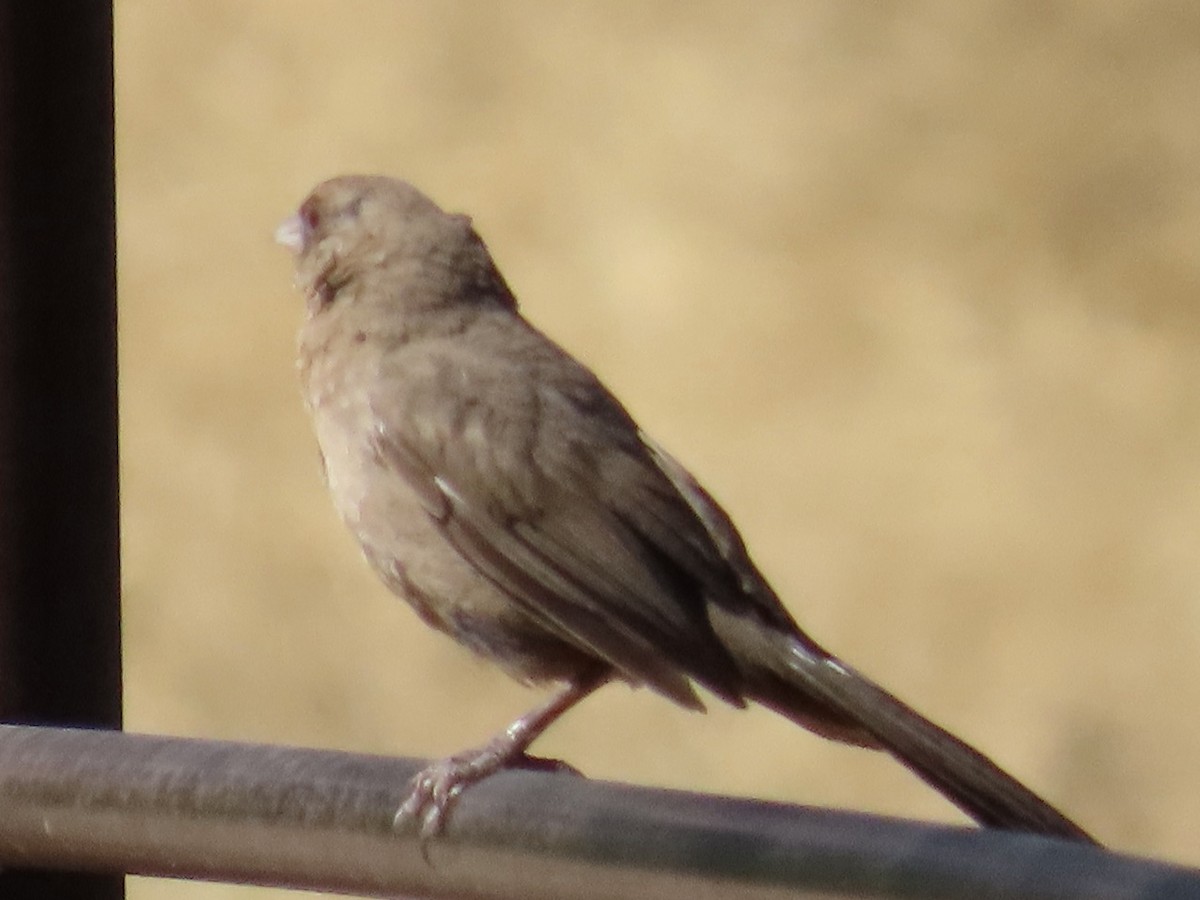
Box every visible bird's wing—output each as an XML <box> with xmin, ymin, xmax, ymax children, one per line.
<box><xmin>369</xmin><ymin>337</ymin><xmax>747</xmax><ymax>708</ymax></box>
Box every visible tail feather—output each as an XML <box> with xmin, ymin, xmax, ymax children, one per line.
<box><xmin>767</xmin><ymin>641</ymin><xmax>1096</xmax><ymax>844</ymax></box>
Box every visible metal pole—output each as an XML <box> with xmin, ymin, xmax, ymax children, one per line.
<box><xmin>0</xmin><ymin>725</ymin><xmax>1193</xmax><ymax>899</ymax></box>
<box><xmin>0</xmin><ymin>3</ymin><xmax>122</xmax><ymax>898</ymax></box>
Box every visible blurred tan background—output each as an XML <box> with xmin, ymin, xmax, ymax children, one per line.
<box><xmin>116</xmin><ymin>2</ymin><xmax>1200</xmax><ymax>896</ymax></box>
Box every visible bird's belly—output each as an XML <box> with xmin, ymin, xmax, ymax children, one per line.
<box><xmin>313</xmin><ymin>412</ymin><xmax>596</xmax><ymax>685</ymax></box>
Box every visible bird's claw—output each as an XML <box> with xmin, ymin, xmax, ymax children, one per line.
<box><xmin>393</xmin><ymin>756</ymin><xmax>477</xmax><ymax>839</ymax></box>
<box><xmin>393</xmin><ymin>749</ymin><xmax>585</xmax><ymax>848</ymax></box>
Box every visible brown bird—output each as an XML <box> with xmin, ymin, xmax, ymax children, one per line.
<box><xmin>276</xmin><ymin>174</ymin><xmax>1095</xmax><ymax>844</ymax></box>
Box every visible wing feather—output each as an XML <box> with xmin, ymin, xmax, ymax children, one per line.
<box><xmin>370</xmin><ymin>329</ymin><xmax>747</xmax><ymax>707</ymax></box>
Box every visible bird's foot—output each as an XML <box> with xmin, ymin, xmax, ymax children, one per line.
<box><xmin>394</xmin><ymin>745</ymin><xmax>582</xmax><ymax>841</ymax></box>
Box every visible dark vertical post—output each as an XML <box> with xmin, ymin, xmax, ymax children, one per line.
<box><xmin>0</xmin><ymin>3</ymin><xmax>123</xmax><ymax>898</ymax></box>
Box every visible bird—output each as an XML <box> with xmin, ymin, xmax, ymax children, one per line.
<box><xmin>276</xmin><ymin>174</ymin><xmax>1095</xmax><ymax>845</ymax></box>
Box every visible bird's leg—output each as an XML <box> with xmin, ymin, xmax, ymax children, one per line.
<box><xmin>395</xmin><ymin>667</ymin><xmax>608</xmax><ymax>839</ymax></box>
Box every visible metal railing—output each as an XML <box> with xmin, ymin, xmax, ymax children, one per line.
<box><xmin>0</xmin><ymin>724</ymin><xmax>1194</xmax><ymax>899</ymax></box>
<box><xmin>0</xmin><ymin>4</ymin><xmax>121</xmax><ymax>898</ymax></box>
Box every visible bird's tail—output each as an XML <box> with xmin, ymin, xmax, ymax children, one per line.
<box><xmin>748</xmin><ymin>632</ymin><xmax>1096</xmax><ymax>844</ymax></box>
<box><xmin>645</xmin><ymin>438</ymin><xmax>1095</xmax><ymax>843</ymax></box>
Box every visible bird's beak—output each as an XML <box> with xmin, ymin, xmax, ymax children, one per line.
<box><xmin>274</xmin><ymin>212</ymin><xmax>308</xmax><ymax>254</ymax></box>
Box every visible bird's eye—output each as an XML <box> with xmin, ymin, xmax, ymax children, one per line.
<box><xmin>300</xmin><ymin>199</ymin><xmax>321</xmax><ymax>232</ymax></box>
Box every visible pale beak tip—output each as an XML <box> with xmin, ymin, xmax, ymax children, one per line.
<box><xmin>274</xmin><ymin>212</ymin><xmax>307</xmax><ymax>253</ymax></box>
